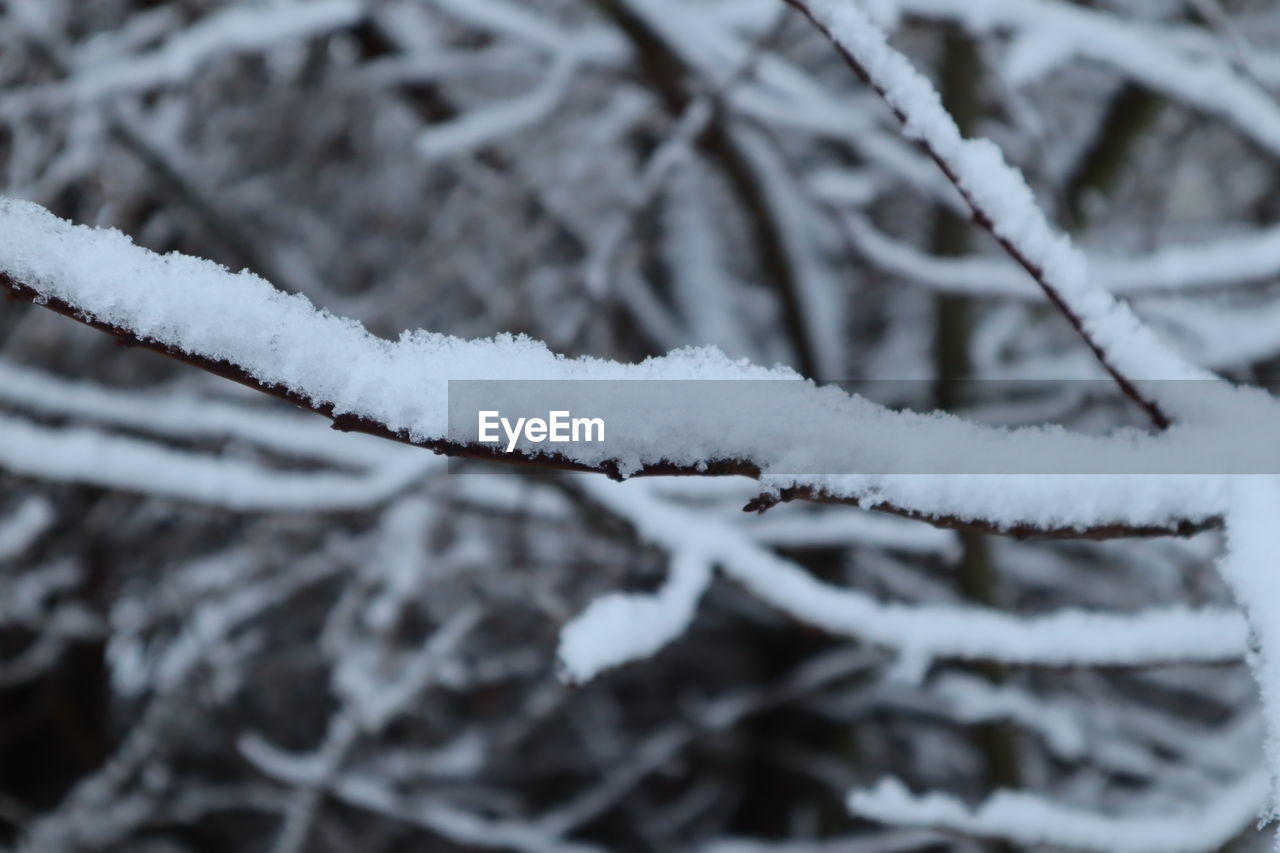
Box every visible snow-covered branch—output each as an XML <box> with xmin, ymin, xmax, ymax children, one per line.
<box><xmin>847</xmin><ymin>773</ymin><xmax>1268</xmax><ymax>853</ymax></box>
<box><xmin>1</xmin><ymin>0</ymin><xmax>367</xmax><ymax>114</ymax></box>
<box><xmin>560</xmin><ymin>477</ymin><xmax>1246</xmax><ymax>678</ymax></box>
<box><xmin>782</xmin><ymin>0</ymin><xmax>1214</xmax><ymax>428</ymax></box>
<box><xmin>0</xmin><ymin>199</ymin><xmax>1249</xmax><ymax>538</ymax></box>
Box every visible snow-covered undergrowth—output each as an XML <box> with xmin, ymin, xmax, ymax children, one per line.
<box><xmin>2</xmin><ymin>188</ymin><xmax>1278</xmax><ymax>849</ymax></box>
<box><xmin>5</xmin><ymin>0</ymin><xmax>1280</xmax><ymax>850</ymax></box>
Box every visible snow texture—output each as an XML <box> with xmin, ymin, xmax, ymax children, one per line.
<box><xmin>847</xmin><ymin>772</ymin><xmax>1269</xmax><ymax>853</ymax></box>
<box><xmin>0</xmin><ymin>496</ymin><xmax>55</xmax><ymax>562</ymax></box>
<box><xmin>5</xmin><ymin>198</ymin><xmax>1279</xmax><ymax>530</ymax></box>
<box><xmin>799</xmin><ymin>0</ymin><xmax>1211</xmax><ymax>394</ymax></box>
<box><xmin>846</xmin><ymin>213</ymin><xmax>1280</xmax><ymax>298</ymax></box>
<box><xmin>1219</xmin><ymin>479</ymin><xmax>1280</xmax><ymax>825</ymax></box>
<box><xmin>557</xmin><ymin>477</ymin><xmax>1247</xmax><ymax>677</ymax></box>
<box><xmin>558</xmin><ymin>550</ymin><xmax>712</xmax><ymax>681</ymax></box>
<box><xmin>899</xmin><ymin>0</ymin><xmax>1280</xmax><ymax>159</ymax></box>
<box><xmin>1</xmin><ymin>0</ymin><xmax>365</xmax><ymax>114</ymax></box>
<box><xmin>0</xmin><ymin>411</ymin><xmax>429</xmax><ymax>512</ymax></box>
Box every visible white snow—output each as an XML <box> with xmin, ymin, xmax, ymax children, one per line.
<box><xmin>0</xmin><ymin>412</ymin><xmax>429</xmax><ymax>512</ymax></box>
<box><xmin>1218</xmin><ymin>478</ymin><xmax>1280</xmax><ymax>825</ymax></box>
<box><xmin>3</xmin><ymin>198</ymin><xmax>1277</xmax><ymax>531</ymax></box>
<box><xmin>845</xmin><ymin>213</ymin><xmax>1280</xmax><ymax>298</ymax></box>
<box><xmin>0</xmin><ymin>359</ymin><xmax>410</xmax><ymax>468</ymax></box>
<box><xmin>899</xmin><ymin>0</ymin><xmax>1280</xmax><ymax>159</ymax></box>
<box><xmin>558</xmin><ymin>550</ymin><xmax>712</xmax><ymax>681</ymax></box>
<box><xmin>848</xmin><ymin>772</ymin><xmax>1269</xmax><ymax>853</ymax></box>
<box><xmin>0</xmin><ymin>496</ymin><xmax>55</xmax><ymax>561</ymax></box>
<box><xmin>930</xmin><ymin>673</ymin><xmax>1086</xmax><ymax>759</ymax></box>
<box><xmin>798</xmin><ymin>0</ymin><xmax>1211</xmax><ymax>394</ymax></box>
<box><xmin>561</xmin><ymin>477</ymin><xmax>1247</xmax><ymax>674</ymax></box>
<box><xmin>742</xmin><ymin>506</ymin><xmax>958</xmax><ymax>556</ymax></box>
<box><xmin>416</xmin><ymin>55</ymin><xmax>579</xmax><ymax>160</ymax></box>
<box><xmin>1</xmin><ymin>0</ymin><xmax>366</xmax><ymax>114</ymax></box>
<box><xmin>734</xmin><ymin>126</ymin><xmax>847</xmax><ymax>379</ymax></box>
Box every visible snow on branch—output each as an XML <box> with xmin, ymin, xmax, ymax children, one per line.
<box><xmin>0</xmin><ymin>197</ymin><xmax>1244</xmax><ymax>538</ymax></box>
<box><xmin>782</xmin><ymin>0</ymin><xmax>1214</xmax><ymax>429</ymax></box>
<box><xmin>241</xmin><ymin>732</ymin><xmax>606</xmax><ymax>853</ymax></box>
<box><xmin>847</xmin><ymin>772</ymin><xmax>1269</xmax><ymax>853</ymax></box>
<box><xmin>897</xmin><ymin>0</ymin><xmax>1280</xmax><ymax>158</ymax></box>
<box><xmin>416</xmin><ymin>54</ymin><xmax>580</xmax><ymax>160</ymax></box>
<box><xmin>0</xmin><ymin>411</ymin><xmax>430</xmax><ymax>512</ymax></box>
<box><xmin>927</xmin><ymin>674</ymin><xmax>1086</xmax><ymax>760</ymax></box>
<box><xmin>0</xmin><ymin>359</ymin><xmax>410</xmax><ymax>470</ymax></box>
<box><xmin>0</xmin><ymin>496</ymin><xmax>54</xmax><ymax>562</ymax></box>
<box><xmin>558</xmin><ymin>549</ymin><xmax>713</xmax><ymax>682</ymax></box>
<box><xmin>844</xmin><ymin>213</ymin><xmax>1280</xmax><ymax>299</ymax></box>
<box><xmin>564</xmin><ymin>477</ymin><xmax>1247</xmax><ymax>677</ymax></box>
<box><xmin>1218</xmin><ymin>479</ymin><xmax>1280</xmax><ymax>827</ymax></box>
<box><xmin>2</xmin><ymin>0</ymin><xmax>366</xmax><ymax>114</ymax></box>
<box><xmin>0</xmin><ymin>359</ymin><xmax>433</xmax><ymax>510</ymax></box>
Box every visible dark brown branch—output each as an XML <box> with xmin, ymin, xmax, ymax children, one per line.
<box><xmin>780</xmin><ymin>0</ymin><xmax>1171</xmax><ymax>430</ymax></box>
<box><xmin>927</xmin><ymin>27</ymin><xmax>1023</xmax><ymax>803</ymax></box>
<box><xmin>0</xmin><ymin>270</ymin><xmax>1213</xmax><ymax>540</ymax></box>
<box><xmin>1065</xmin><ymin>83</ymin><xmax>1165</xmax><ymax>230</ymax></box>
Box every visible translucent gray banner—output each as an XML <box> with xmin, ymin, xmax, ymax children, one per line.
<box><xmin>446</xmin><ymin>380</ymin><xmax>1280</xmax><ymax>474</ymax></box>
